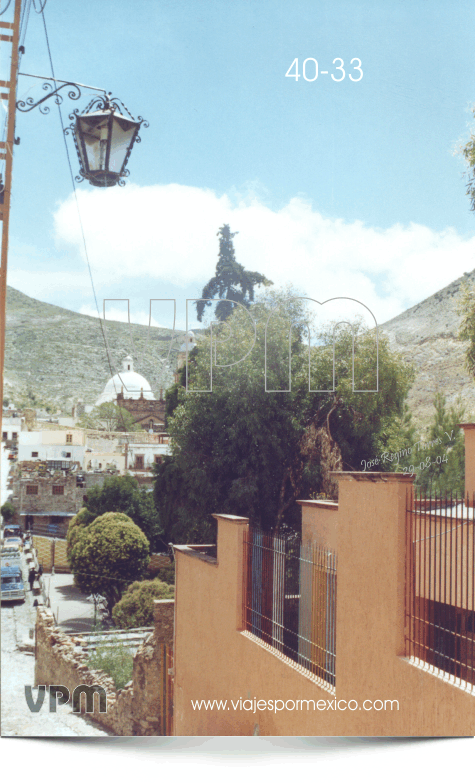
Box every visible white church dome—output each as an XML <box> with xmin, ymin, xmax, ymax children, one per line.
<box><xmin>96</xmin><ymin>355</ymin><xmax>156</xmax><ymax>406</ymax></box>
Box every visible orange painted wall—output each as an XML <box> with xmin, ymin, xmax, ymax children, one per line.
<box><xmin>173</xmin><ymin>474</ymin><xmax>475</xmax><ymax>736</ymax></box>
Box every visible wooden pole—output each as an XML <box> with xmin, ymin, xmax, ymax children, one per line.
<box><xmin>0</xmin><ymin>0</ymin><xmax>22</xmax><ymax>417</ymax></box>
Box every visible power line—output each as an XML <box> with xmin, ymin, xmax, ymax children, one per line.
<box><xmin>37</xmin><ymin>5</ymin><xmax>133</xmax><ymax>437</ymax></box>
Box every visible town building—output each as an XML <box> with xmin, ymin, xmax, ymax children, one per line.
<box><xmin>18</xmin><ymin>429</ymin><xmax>86</xmax><ymax>468</ymax></box>
<box><xmin>1</xmin><ymin>409</ymin><xmax>23</xmax><ymax>444</ymax></box>
<box><xmin>10</xmin><ymin>472</ymin><xmax>83</xmax><ymax>538</ymax></box>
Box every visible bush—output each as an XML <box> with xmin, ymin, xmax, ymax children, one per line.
<box><xmin>68</xmin><ymin>512</ymin><xmax>150</xmax><ymax>613</ymax></box>
<box><xmin>156</xmin><ymin>564</ymin><xmax>175</xmax><ymax>585</ymax></box>
<box><xmin>1</xmin><ymin>502</ymin><xmax>15</xmax><ymax>522</ymax></box>
<box><xmin>88</xmin><ymin>638</ymin><xmax>134</xmax><ymax>690</ymax></box>
<box><xmin>112</xmin><ymin>578</ymin><xmax>174</xmax><ymax>629</ymax></box>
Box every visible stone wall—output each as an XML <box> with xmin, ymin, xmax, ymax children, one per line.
<box><xmin>34</xmin><ymin>599</ymin><xmax>174</xmax><ymax>736</ymax></box>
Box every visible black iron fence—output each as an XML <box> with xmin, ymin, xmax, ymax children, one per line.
<box><xmin>406</xmin><ymin>490</ymin><xmax>475</xmax><ymax>690</ymax></box>
<box><xmin>243</xmin><ymin>528</ymin><xmax>337</xmax><ymax>686</ymax></box>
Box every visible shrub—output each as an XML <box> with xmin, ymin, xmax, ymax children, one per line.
<box><xmin>1</xmin><ymin>502</ymin><xmax>15</xmax><ymax>522</ymax></box>
<box><xmin>112</xmin><ymin>578</ymin><xmax>174</xmax><ymax>629</ymax></box>
<box><xmin>88</xmin><ymin>637</ymin><xmax>134</xmax><ymax>690</ymax></box>
<box><xmin>68</xmin><ymin>512</ymin><xmax>150</xmax><ymax>613</ymax></box>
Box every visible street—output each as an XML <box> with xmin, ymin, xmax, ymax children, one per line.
<box><xmin>1</xmin><ymin>554</ymin><xmax>108</xmax><ymax>736</ymax></box>
<box><xmin>1</xmin><ymin>441</ymin><xmax>108</xmax><ymax>736</ymax></box>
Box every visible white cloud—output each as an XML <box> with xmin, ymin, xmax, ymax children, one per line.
<box><xmin>52</xmin><ymin>182</ymin><xmax>475</xmax><ymax>324</ymax></box>
<box><xmin>78</xmin><ymin>304</ymin><xmax>165</xmax><ymax>328</ymax></box>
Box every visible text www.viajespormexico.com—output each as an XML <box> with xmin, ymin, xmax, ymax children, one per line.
<box><xmin>191</xmin><ymin>698</ymin><xmax>399</xmax><ymax>713</ymax></box>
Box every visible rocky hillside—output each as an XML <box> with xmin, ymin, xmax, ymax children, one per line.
<box><xmin>5</xmin><ymin>273</ymin><xmax>475</xmax><ymax>427</ymax></box>
<box><xmin>4</xmin><ymin>286</ymin><xmax>185</xmax><ymax>412</ymax></box>
<box><xmin>380</xmin><ymin>268</ymin><xmax>475</xmax><ymax>429</ymax></box>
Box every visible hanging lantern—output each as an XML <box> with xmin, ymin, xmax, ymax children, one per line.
<box><xmin>68</xmin><ymin>94</ymin><xmax>148</xmax><ymax>187</ymax></box>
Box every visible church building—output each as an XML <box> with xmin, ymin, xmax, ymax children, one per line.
<box><xmin>96</xmin><ymin>355</ymin><xmax>166</xmax><ymax>432</ymax></box>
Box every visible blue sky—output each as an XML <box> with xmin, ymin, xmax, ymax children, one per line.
<box><xmin>3</xmin><ymin>0</ymin><xmax>475</xmax><ymax>332</ymax></box>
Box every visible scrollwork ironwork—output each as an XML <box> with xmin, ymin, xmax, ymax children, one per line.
<box><xmin>16</xmin><ymin>81</ymin><xmax>82</xmax><ymax>113</ymax></box>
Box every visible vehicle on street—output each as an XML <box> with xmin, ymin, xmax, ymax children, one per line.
<box><xmin>1</xmin><ymin>563</ymin><xmax>26</xmax><ymax>602</ymax></box>
<box><xmin>1</xmin><ymin>543</ymin><xmax>21</xmax><ymax>560</ymax></box>
<box><xmin>3</xmin><ymin>524</ymin><xmax>21</xmax><ymax>539</ymax></box>
<box><xmin>3</xmin><ymin>536</ymin><xmax>22</xmax><ymax>551</ymax></box>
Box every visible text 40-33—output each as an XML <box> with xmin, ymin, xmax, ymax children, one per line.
<box><xmin>285</xmin><ymin>58</ymin><xmax>363</xmax><ymax>82</ymax></box>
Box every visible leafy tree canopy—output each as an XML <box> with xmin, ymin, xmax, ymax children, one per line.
<box><xmin>196</xmin><ymin>224</ymin><xmax>273</xmax><ymax>322</ymax></box>
<box><xmin>68</xmin><ymin>512</ymin><xmax>150</xmax><ymax>613</ymax></box>
<box><xmin>1</xmin><ymin>502</ymin><xmax>15</xmax><ymax>522</ymax></box>
<box><xmin>155</xmin><ymin>292</ymin><xmax>414</xmax><ymax>542</ymax></box>
<box><xmin>77</xmin><ymin>402</ymin><xmax>140</xmax><ymax>432</ymax></box>
<box><xmin>78</xmin><ymin>475</ymin><xmax>163</xmax><ymax>550</ymax></box>
<box><xmin>112</xmin><ymin>578</ymin><xmax>174</xmax><ymax>629</ymax></box>
<box><xmin>415</xmin><ymin>392</ymin><xmax>465</xmax><ymax>495</ymax></box>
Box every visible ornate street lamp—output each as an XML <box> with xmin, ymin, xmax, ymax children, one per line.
<box><xmin>67</xmin><ymin>94</ymin><xmax>148</xmax><ymax>188</ymax></box>
<box><xmin>16</xmin><ymin>76</ymin><xmax>148</xmax><ymax>187</ymax></box>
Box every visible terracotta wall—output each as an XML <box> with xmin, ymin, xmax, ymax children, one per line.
<box><xmin>173</xmin><ymin>473</ymin><xmax>475</xmax><ymax>736</ymax></box>
<box><xmin>460</xmin><ymin>423</ymin><xmax>475</xmax><ymax>501</ymax></box>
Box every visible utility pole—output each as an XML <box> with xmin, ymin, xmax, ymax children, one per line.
<box><xmin>0</xmin><ymin>0</ymin><xmax>22</xmax><ymax>416</ymax></box>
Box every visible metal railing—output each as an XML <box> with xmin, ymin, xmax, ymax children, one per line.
<box><xmin>406</xmin><ymin>490</ymin><xmax>475</xmax><ymax>690</ymax></box>
<box><xmin>243</xmin><ymin>528</ymin><xmax>337</xmax><ymax>686</ymax></box>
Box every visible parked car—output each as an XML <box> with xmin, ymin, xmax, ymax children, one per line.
<box><xmin>1</xmin><ymin>543</ymin><xmax>21</xmax><ymax>560</ymax></box>
<box><xmin>3</xmin><ymin>525</ymin><xmax>21</xmax><ymax>539</ymax></box>
<box><xmin>3</xmin><ymin>536</ymin><xmax>22</xmax><ymax>551</ymax></box>
<box><xmin>1</xmin><ymin>563</ymin><xmax>26</xmax><ymax>602</ymax></box>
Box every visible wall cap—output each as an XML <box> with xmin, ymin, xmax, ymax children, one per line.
<box><xmin>173</xmin><ymin>544</ymin><xmax>218</xmax><ymax>565</ymax></box>
<box><xmin>296</xmin><ymin>499</ymin><xmax>338</xmax><ymax>510</ymax></box>
<box><xmin>330</xmin><ymin>471</ymin><xmax>414</xmax><ymax>483</ymax></box>
<box><xmin>211</xmin><ymin>513</ymin><xmax>249</xmax><ymax>525</ymax></box>
<box><xmin>458</xmin><ymin>423</ymin><xmax>475</xmax><ymax>430</ymax></box>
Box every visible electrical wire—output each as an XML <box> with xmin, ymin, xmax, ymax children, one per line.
<box><xmin>32</xmin><ymin>0</ymin><xmax>47</xmax><ymax>12</ymax></box>
<box><xmin>0</xmin><ymin>0</ymin><xmax>12</xmax><ymax>16</ymax></box>
<box><xmin>38</xmin><ymin>6</ymin><xmax>133</xmax><ymax>437</ymax></box>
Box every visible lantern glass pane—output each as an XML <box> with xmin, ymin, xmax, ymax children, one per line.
<box><xmin>109</xmin><ymin>116</ymin><xmax>137</xmax><ymax>174</ymax></box>
<box><xmin>77</xmin><ymin>115</ymin><xmax>110</xmax><ymax>171</ymax></box>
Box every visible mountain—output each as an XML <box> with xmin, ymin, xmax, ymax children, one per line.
<box><xmin>4</xmin><ymin>286</ymin><xmax>185</xmax><ymax>412</ymax></box>
<box><xmin>5</xmin><ymin>274</ymin><xmax>475</xmax><ymax>427</ymax></box>
<box><xmin>380</xmin><ymin>268</ymin><xmax>475</xmax><ymax>429</ymax></box>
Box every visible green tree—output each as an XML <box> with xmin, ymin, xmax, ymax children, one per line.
<box><xmin>196</xmin><ymin>224</ymin><xmax>272</xmax><ymax>322</ymax></box>
<box><xmin>79</xmin><ymin>475</ymin><xmax>162</xmax><ymax>550</ymax></box>
<box><xmin>155</xmin><ymin>294</ymin><xmax>414</xmax><ymax>542</ymax></box>
<box><xmin>77</xmin><ymin>402</ymin><xmax>140</xmax><ymax>432</ymax></box>
<box><xmin>416</xmin><ymin>392</ymin><xmax>465</xmax><ymax>495</ymax></box>
<box><xmin>68</xmin><ymin>512</ymin><xmax>150</xmax><ymax>613</ymax></box>
<box><xmin>112</xmin><ymin>578</ymin><xmax>174</xmax><ymax>629</ymax></box>
<box><xmin>457</xmin><ymin>280</ymin><xmax>475</xmax><ymax>377</ymax></box>
<box><xmin>1</xmin><ymin>501</ymin><xmax>15</xmax><ymax>522</ymax></box>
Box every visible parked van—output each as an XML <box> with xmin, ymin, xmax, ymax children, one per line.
<box><xmin>1</xmin><ymin>543</ymin><xmax>21</xmax><ymax>560</ymax></box>
<box><xmin>1</xmin><ymin>564</ymin><xmax>26</xmax><ymax>602</ymax></box>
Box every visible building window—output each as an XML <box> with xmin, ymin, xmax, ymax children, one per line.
<box><xmin>135</xmin><ymin>455</ymin><xmax>144</xmax><ymax>469</ymax></box>
<box><xmin>52</xmin><ymin>486</ymin><xmax>64</xmax><ymax>495</ymax></box>
<box><xmin>31</xmin><ymin>452</ymin><xmax>39</xmax><ymax>458</ymax></box>
<box><xmin>2</xmin><ymin>432</ymin><xmax>7</xmax><ymax>440</ymax></box>
<box><xmin>66</xmin><ymin>434</ymin><xmax>72</xmax><ymax>444</ymax></box>
<box><xmin>26</xmin><ymin>485</ymin><xmax>38</xmax><ymax>495</ymax></box>
<box><xmin>12</xmin><ymin>432</ymin><xmax>17</xmax><ymax>439</ymax></box>
<box><xmin>65</xmin><ymin>452</ymin><xmax>71</xmax><ymax>458</ymax></box>
<box><xmin>154</xmin><ymin>455</ymin><xmax>163</xmax><ymax>464</ymax></box>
